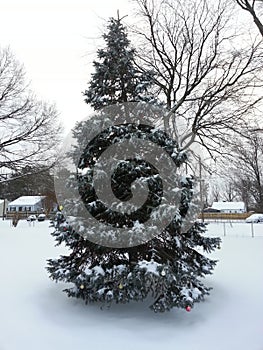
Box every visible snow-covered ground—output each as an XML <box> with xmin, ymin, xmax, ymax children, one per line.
<box><xmin>0</xmin><ymin>219</ymin><xmax>262</xmax><ymax>350</ymax></box>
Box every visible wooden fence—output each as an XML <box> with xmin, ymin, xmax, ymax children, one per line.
<box><xmin>199</xmin><ymin>212</ymin><xmax>252</xmax><ymax>221</ymax></box>
<box><xmin>5</xmin><ymin>210</ymin><xmax>48</xmax><ymax>220</ymax></box>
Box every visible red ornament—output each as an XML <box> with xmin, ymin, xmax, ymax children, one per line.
<box><xmin>186</xmin><ymin>306</ymin><xmax>191</xmax><ymax>312</ymax></box>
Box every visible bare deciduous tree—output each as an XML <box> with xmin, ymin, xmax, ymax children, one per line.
<box><xmin>235</xmin><ymin>0</ymin><xmax>263</xmax><ymax>36</ymax></box>
<box><xmin>225</xmin><ymin>133</ymin><xmax>263</xmax><ymax>210</ymax></box>
<box><xmin>221</xmin><ymin>181</ymin><xmax>238</xmax><ymax>202</ymax></box>
<box><xmin>133</xmin><ymin>0</ymin><xmax>263</xmax><ymax>153</ymax></box>
<box><xmin>0</xmin><ymin>47</ymin><xmax>61</xmax><ymax>174</ymax></box>
<box><xmin>210</xmin><ymin>183</ymin><xmax>221</xmax><ymax>203</ymax></box>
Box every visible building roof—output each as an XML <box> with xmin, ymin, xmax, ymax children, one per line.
<box><xmin>212</xmin><ymin>201</ymin><xmax>245</xmax><ymax>211</ymax></box>
<box><xmin>8</xmin><ymin>196</ymin><xmax>45</xmax><ymax>206</ymax></box>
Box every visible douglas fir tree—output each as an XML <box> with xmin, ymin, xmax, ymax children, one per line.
<box><xmin>47</xmin><ymin>15</ymin><xmax>221</xmax><ymax>313</ymax></box>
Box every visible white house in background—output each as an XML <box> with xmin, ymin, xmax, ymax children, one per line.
<box><xmin>211</xmin><ymin>201</ymin><xmax>246</xmax><ymax>214</ymax></box>
<box><xmin>0</xmin><ymin>199</ymin><xmax>9</xmax><ymax>217</ymax></box>
<box><xmin>7</xmin><ymin>196</ymin><xmax>46</xmax><ymax>213</ymax></box>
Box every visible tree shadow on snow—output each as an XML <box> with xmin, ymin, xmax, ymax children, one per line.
<box><xmin>34</xmin><ymin>278</ymin><xmax>230</xmax><ymax>335</ymax></box>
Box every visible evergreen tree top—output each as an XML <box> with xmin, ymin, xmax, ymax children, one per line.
<box><xmin>100</xmin><ymin>16</ymin><xmax>131</xmax><ymax>54</ymax></box>
<box><xmin>84</xmin><ymin>16</ymin><xmax>154</xmax><ymax>110</ymax></box>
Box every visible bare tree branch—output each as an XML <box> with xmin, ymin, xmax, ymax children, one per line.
<box><xmin>133</xmin><ymin>0</ymin><xmax>263</xmax><ymax>153</ymax></box>
<box><xmin>0</xmin><ymin>47</ymin><xmax>61</xmax><ymax>173</ymax></box>
<box><xmin>222</xmin><ymin>131</ymin><xmax>263</xmax><ymax>210</ymax></box>
<box><xmin>235</xmin><ymin>0</ymin><xmax>263</xmax><ymax>36</ymax></box>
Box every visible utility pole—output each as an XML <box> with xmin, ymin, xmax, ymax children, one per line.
<box><xmin>2</xmin><ymin>199</ymin><xmax>6</xmax><ymax>220</ymax></box>
<box><xmin>199</xmin><ymin>157</ymin><xmax>204</xmax><ymax>222</ymax></box>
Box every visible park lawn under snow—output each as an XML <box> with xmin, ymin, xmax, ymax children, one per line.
<box><xmin>0</xmin><ymin>220</ymin><xmax>262</xmax><ymax>350</ymax></box>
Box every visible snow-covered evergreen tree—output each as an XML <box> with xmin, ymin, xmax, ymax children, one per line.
<box><xmin>47</xmin><ymin>16</ymin><xmax>221</xmax><ymax>313</ymax></box>
<box><xmin>83</xmin><ymin>15</ymin><xmax>154</xmax><ymax>109</ymax></box>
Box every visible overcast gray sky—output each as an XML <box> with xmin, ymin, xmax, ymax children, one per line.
<box><xmin>0</xmin><ymin>0</ymin><xmax>133</xmax><ymax>132</ymax></box>
<box><xmin>0</xmin><ymin>0</ymin><xmax>259</xmax><ymax>135</ymax></box>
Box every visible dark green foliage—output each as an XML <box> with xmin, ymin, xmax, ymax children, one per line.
<box><xmin>47</xmin><ymin>16</ymin><xmax>221</xmax><ymax>313</ymax></box>
<box><xmin>0</xmin><ymin>165</ymin><xmax>55</xmax><ymax>201</ymax></box>
<box><xmin>84</xmin><ymin>17</ymin><xmax>154</xmax><ymax>109</ymax></box>
<box><xmin>47</xmin><ymin>121</ymin><xmax>221</xmax><ymax>312</ymax></box>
